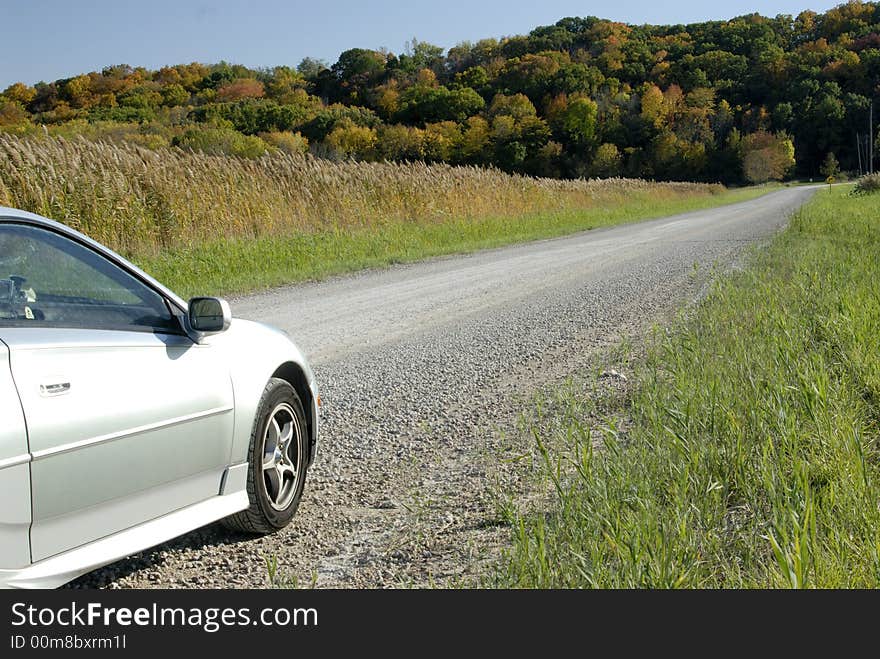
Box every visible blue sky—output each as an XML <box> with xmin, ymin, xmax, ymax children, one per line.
<box><xmin>1</xmin><ymin>0</ymin><xmax>842</xmax><ymax>88</ymax></box>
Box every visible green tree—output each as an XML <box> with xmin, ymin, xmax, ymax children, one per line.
<box><xmin>297</xmin><ymin>57</ymin><xmax>328</xmax><ymax>79</ymax></box>
<box><xmin>173</xmin><ymin>126</ymin><xmax>269</xmax><ymax>158</ymax></box>
<box><xmin>330</xmin><ymin>49</ymin><xmax>388</xmax><ymax>102</ymax></box>
<box><xmin>396</xmin><ymin>85</ymin><xmax>485</xmax><ymax>124</ymax></box>
<box><xmin>591</xmin><ymin>142</ymin><xmax>622</xmax><ymax>177</ymax></box>
<box><xmin>299</xmin><ymin>105</ymin><xmax>381</xmax><ymax>142</ymax></box>
<box><xmin>160</xmin><ymin>84</ymin><xmax>189</xmax><ymax>107</ymax></box>
<box><xmin>397</xmin><ymin>39</ymin><xmax>445</xmax><ymax>74</ymax></box>
<box><xmin>562</xmin><ymin>97</ymin><xmax>599</xmax><ymax>149</ymax></box>
<box><xmin>820</xmin><ymin>152</ymin><xmax>839</xmax><ymax>181</ymax></box>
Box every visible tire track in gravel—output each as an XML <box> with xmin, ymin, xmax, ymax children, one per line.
<box><xmin>69</xmin><ymin>186</ymin><xmax>815</xmax><ymax>589</ymax></box>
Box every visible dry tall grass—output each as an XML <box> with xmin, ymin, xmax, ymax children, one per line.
<box><xmin>0</xmin><ymin>134</ymin><xmax>724</xmax><ymax>256</ymax></box>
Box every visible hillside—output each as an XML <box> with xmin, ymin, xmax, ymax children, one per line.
<box><xmin>2</xmin><ymin>2</ymin><xmax>879</xmax><ymax>181</ymax></box>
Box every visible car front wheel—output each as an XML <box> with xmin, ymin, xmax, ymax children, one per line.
<box><xmin>223</xmin><ymin>378</ymin><xmax>308</xmax><ymax>534</ymax></box>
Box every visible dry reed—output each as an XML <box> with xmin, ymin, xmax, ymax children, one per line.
<box><xmin>0</xmin><ymin>134</ymin><xmax>724</xmax><ymax>257</ymax></box>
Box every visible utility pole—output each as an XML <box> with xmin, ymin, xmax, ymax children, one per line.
<box><xmin>870</xmin><ymin>99</ymin><xmax>874</xmax><ymax>174</ymax></box>
<box><xmin>857</xmin><ymin>132</ymin><xmax>863</xmax><ymax>176</ymax></box>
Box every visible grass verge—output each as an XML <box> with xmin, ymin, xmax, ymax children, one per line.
<box><xmin>496</xmin><ymin>185</ymin><xmax>880</xmax><ymax>587</ymax></box>
<box><xmin>135</xmin><ymin>185</ymin><xmax>772</xmax><ymax>298</ymax></box>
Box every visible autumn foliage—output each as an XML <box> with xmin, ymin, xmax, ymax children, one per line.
<box><xmin>4</xmin><ymin>3</ymin><xmax>880</xmax><ymax>182</ymax></box>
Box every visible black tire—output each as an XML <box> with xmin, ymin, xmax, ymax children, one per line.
<box><xmin>222</xmin><ymin>378</ymin><xmax>308</xmax><ymax>534</ymax></box>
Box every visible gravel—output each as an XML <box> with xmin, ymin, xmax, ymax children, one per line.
<box><xmin>68</xmin><ymin>186</ymin><xmax>815</xmax><ymax>589</ymax></box>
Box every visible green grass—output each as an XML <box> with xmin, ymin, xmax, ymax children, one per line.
<box><xmin>496</xmin><ymin>185</ymin><xmax>880</xmax><ymax>588</ymax></box>
<box><xmin>132</xmin><ymin>185</ymin><xmax>774</xmax><ymax>298</ymax></box>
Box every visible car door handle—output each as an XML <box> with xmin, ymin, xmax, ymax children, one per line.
<box><xmin>40</xmin><ymin>381</ymin><xmax>71</xmax><ymax>397</ymax></box>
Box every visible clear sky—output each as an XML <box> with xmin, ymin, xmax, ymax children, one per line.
<box><xmin>0</xmin><ymin>0</ymin><xmax>843</xmax><ymax>88</ymax></box>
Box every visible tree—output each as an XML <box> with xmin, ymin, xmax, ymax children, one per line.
<box><xmin>591</xmin><ymin>143</ymin><xmax>622</xmax><ymax>177</ymax></box>
<box><xmin>0</xmin><ymin>101</ymin><xmax>28</xmax><ymax>126</ymax></box>
<box><xmin>488</xmin><ymin>93</ymin><xmax>538</xmax><ymax>120</ymax></box>
<box><xmin>216</xmin><ymin>78</ymin><xmax>265</xmax><ymax>102</ymax></box>
<box><xmin>562</xmin><ymin>97</ymin><xmax>598</xmax><ymax>149</ymax></box>
<box><xmin>458</xmin><ymin>116</ymin><xmax>491</xmax><ymax>164</ymax></box>
<box><xmin>264</xmin><ymin>66</ymin><xmax>307</xmax><ymax>104</ymax></box>
<box><xmin>173</xmin><ymin>126</ymin><xmax>269</xmax><ymax>158</ymax></box>
<box><xmin>325</xmin><ymin>120</ymin><xmax>378</xmax><ymax>159</ymax></box>
<box><xmin>331</xmin><ymin>49</ymin><xmax>388</xmax><ymax>102</ymax></box>
<box><xmin>259</xmin><ymin>131</ymin><xmax>309</xmax><ymax>155</ymax></box>
<box><xmin>396</xmin><ymin>85</ymin><xmax>485</xmax><ymax>124</ymax></box>
<box><xmin>298</xmin><ymin>105</ymin><xmax>381</xmax><ymax>141</ymax></box>
<box><xmin>193</xmin><ymin>99</ymin><xmax>313</xmax><ymax>135</ymax></box>
<box><xmin>454</xmin><ymin>66</ymin><xmax>491</xmax><ymax>94</ymax></box>
<box><xmin>160</xmin><ymin>84</ymin><xmax>189</xmax><ymax>107</ymax></box>
<box><xmin>297</xmin><ymin>58</ymin><xmax>328</xmax><ymax>79</ymax></box>
<box><xmin>5</xmin><ymin>3</ymin><xmax>880</xmax><ymax>179</ymax></box>
<box><xmin>640</xmin><ymin>84</ymin><xmax>665</xmax><ymax>128</ymax></box>
<box><xmin>397</xmin><ymin>39</ymin><xmax>444</xmax><ymax>74</ymax></box>
<box><xmin>820</xmin><ymin>152</ymin><xmax>839</xmax><ymax>181</ymax></box>
<box><xmin>2</xmin><ymin>82</ymin><xmax>36</xmax><ymax>106</ymax></box>
<box><xmin>551</xmin><ymin>63</ymin><xmax>605</xmax><ymax>96</ymax></box>
<box><xmin>377</xmin><ymin>124</ymin><xmax>425</xmax><ymax>160</ymax></box>
<box><xmin>423</xmin><ymin>121</ymin><xmax>462</xmax><ymax>161</ymax></box>
<box><xmin>62</xmin><ymin>74</ymin><xmax>95</xmax><ymax>108</ymax></box>
<box><xmin>118</xmin><ymin>84</ymin><xmax>162</xmax><ymax>109</ymax></box>
<box><xmin>740</xmin><ymin>131</ymin><xmax>796</xmax><ymax>183</ymax></box>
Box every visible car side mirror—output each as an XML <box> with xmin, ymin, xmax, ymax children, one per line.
<box><xmin>187</xmin><ymin>297</ymin><xmax>231</xmax><ymax>334</ymax></box>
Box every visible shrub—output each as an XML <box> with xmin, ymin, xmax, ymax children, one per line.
<box><xmin>377</xmin><ymin>124</ymin><xmax>425</xmax><ymax>161</ymax></box>
<box><xmin>190</xmin><ymin>99</ymin><xmax>312</xmax><ymax>135</ymax></box>
<box><xmin>324</xmin><ymin>121</ymin><xmax>377</xmax><ymax>159</ymax></box>
<box><xmin>259</xmin><ymin>131</ymin><xmax>309</xmax><ymax>155</ymax></box>
<box><xmin>852</xmin><ymin>173</ymin><xmax>880</xmax><ymax>195</ymax></box>
<box><xmin>0</xmin><ymin>101</ymin><xmax>28</xmax><ymax>126</ymax></box>
<box><xmin>173</xmin><ymin>126</ymin><xmax>269</xmax><ymax>158</ymax></box>
<box><xmin>298</xmin><ymin>105</ymin><xmax>380</xmax><ymax>142</ymax></box>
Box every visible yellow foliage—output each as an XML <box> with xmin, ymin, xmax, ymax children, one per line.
<box><xmin>326</xmin><ymin>121</ymin><xmax>377</xmax><ymax>158</ymax></box>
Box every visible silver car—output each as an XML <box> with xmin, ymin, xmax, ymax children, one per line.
<box><xmin>0</xmin><ymin>207</ymin><xmax>319</xmax><ymax>589</ymax></box>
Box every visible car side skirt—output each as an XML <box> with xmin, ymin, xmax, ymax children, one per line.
<box><xmin>0</xmin><ymin>489</ymin><xmax>249</xmax><ymax>589</ymax></box>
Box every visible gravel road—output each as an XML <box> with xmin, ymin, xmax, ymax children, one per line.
<box><xmin>71</xmin><ymin>186</ymin><xmax>814</xmax><ymax>588</ymax></box>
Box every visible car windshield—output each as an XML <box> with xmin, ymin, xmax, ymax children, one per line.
<box><xmin>0</xmin><ymin>222</ymin><xmax>179</xmax><ymax>332</ymax></box>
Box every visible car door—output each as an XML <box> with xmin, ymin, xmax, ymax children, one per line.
<box><xmin>0</xmin><ymin>221</ymin><xmax>235</xmax><ymax>562</ymax></box>
<box><xmin>0</xmin><ymin>338</ymin><xmax>31</xmax><ymax>570</ymax></box>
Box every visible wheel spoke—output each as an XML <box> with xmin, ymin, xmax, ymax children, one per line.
<box><xmin>263</xmin><ymin>416</ymin><xmax>283</xmax><ymax>470</ymax></box>
<box><xmin>267</xmin><ymin>418</ymin><xmax>281</xmax><ymax>449</ymax></box>
<box><xmin>278</xmin><ymin>461</ymin><xmax>295</xmax><ymax>480</ymax></box>
<box><xmin>276</xmin><ymin>464</ymin><xmax>289</xmax><ymax>491</ymax></box>
<box><xmin>278</xmin><ymin>420</ymin><xmax>294</xmax><ymax>448</ymax></box>
<box><xmin>264</xmin><ymin>466</ymin><xmax>282</xmax><ymax>501</ymax></box>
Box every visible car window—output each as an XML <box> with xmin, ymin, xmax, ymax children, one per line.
<box><xmin>0</xmin><ymin>223</ymin><xmax>180</xmax><ymax>332</ymax></box>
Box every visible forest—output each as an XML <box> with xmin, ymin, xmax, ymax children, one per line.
<box><xmin>2</xmin><ymin>1</ymin><xmax>880</xmax><ymax>183</ymax></box>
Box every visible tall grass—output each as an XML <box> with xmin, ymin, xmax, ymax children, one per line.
<box><xmin>499</xmin><ymin>186</ymin><xmax>880</xmax><ymax>588</ymax></box>
<box><xmin>0</xmin><ymin>133</ymin><xmax>764</xmax><ymax>296</ymax></box>
<box><xmin>0</xmin><ymin>134</ymin><xmax>721</xmax><ymax>254</ymax></box>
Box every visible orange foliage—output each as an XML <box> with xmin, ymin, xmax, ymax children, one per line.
<box><xmin>216</xmin><ymin>78</ymin><xmax>265</xmax><ymax>102</ymax></box>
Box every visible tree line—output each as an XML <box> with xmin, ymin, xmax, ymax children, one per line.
<box><xmin>3</xmin><ymin>2</ymin><xmax>880</xmax><ymax>183</ymax></box>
